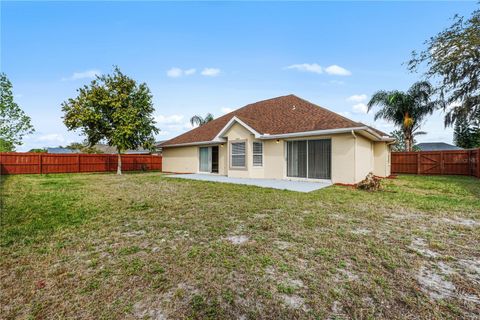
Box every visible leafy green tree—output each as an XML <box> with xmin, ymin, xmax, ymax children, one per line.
<box><xmin>190</xmin><ymin>113</ymin><xmax>214</xmax><ymax>127</ymax></box>
<box><xmin>28</xmin><ymin>148</ymin><xmax>47</xmax><ymax>153</ymax></box>
<box><xmin>0</xmin><ymin>138</ymin><xmax>14</xmax><ymax>152</ymax></box>
<box><xmin>62</xmin><ymin>67</ymin><xmax>159</xmax><ymax>174</ymax></box>
<box><xmin>408</xmin><ymin>9</ymin><xmax>480</xmax><ymax>126</ymax></box>
<box><xmin>65</xmin><ymin>142</ymin><xmax>102</xmax><ymax>154</ymax></box>
<box><xmin>0</xmin><ymin>73</ymin><xmax>34</xmax><ymax>151</ymax></box>
<box><xmin>367</xmin><ymin>81</ymin><xmax>438</xmax><ymax>151</ymax></box>
<box><xmin>389</xmin><ymin>129</ymin><xmax>422</xmax><ymax>152</ymax></box>
<box><xmin>453</xmin><ymin>115</ymin><xmax>480</xmax><ymax>149</ymax></box>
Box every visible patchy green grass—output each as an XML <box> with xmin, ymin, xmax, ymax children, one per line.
<box><xmin>1</xmin><ymin>173</ymin><xmax>479</xmax><ymax>319</ymax></box>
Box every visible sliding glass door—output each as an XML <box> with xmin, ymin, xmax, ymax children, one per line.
<box><xmin>287</xmin><ymin>141</ymin><xmax>307</xmax><ymax>178</ymax></box>
<box><xmin>199</xmin><ymin>147</ymin><xmax>211</xmax><ymax>172</ymax></box>
<box><xmin>287</xmin><ymin>139</ymin><xmax>331</xmax><ymax>179</ymax></box>
<box><xmin>199</xmin><ymin>146</ymin><xmax>219</xmax><ymax>173</ymax></box>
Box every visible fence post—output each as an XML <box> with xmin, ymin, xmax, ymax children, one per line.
<box><xmin>440</xmin><ymin>151</ymin><xmax>444</xmax><ymax>175</ymax></box>
<box><xmin>477</xmin><ymin>148</ymin><xmax>480</xmax><ymax>178</ymax></box>
<box><xmin>417</xmin><ymin>152</ymin><xmax>420</xmax><ymax>174</ymax></box>
<box><xmin>77</xmin><ymin>154</ymin><xmax>81</xmax><ymax>173</ymax></box>
<box><xmin>39</xmin><ymin>153</ymin><xmax>43</xmax><ymax>174</ymax></box>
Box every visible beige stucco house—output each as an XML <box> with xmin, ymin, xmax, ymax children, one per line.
<box><xmin>160</xmin><ymin>95</ymin><xmax>394</xmax><ymax>185</ymax></box>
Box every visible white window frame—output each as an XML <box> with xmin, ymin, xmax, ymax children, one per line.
<box><xmin>230</xmin><ymin>140</ymin><xmax>247</xmax><ymax>170</ymax></box>
<box><xmin>252</xmin><ymin>141</ymin><xmax>263</xmax><ymax>167</ymax></box>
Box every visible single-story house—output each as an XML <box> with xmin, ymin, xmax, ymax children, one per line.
<box><xmin>415</xmin><ymin>142</ymin><xmax>463</xmax><ymax>151</ymax></box>
<box><xmin>160</xmin><ymin>95</ymin><xmax>395</xmax><ymax>185</ymax></box>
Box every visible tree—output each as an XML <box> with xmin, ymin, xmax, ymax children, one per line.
<box><xmin>28</xmin><ymin>148</ymin><xmax>47</xmax><ymax>153</ymax></box>
<box><xmin>0</xmin><ymin>73</ymin><xmax>34</xmax><ymax>151</ymax></box>
<box><xmin>0</xmin><ymin>138</ymin><xmax>14</xmax><ymax>152</ymax></box>
<box><xmin>408</xmin><ymin>9</ymin><xmax>480</xmax><ymax>126</ymax></box>
<box><xmin>367</xmin><ymin>81</ymin><xmax>438</xmax><ymax>151</ymax></box>
<box><xmin>65</xmin><ymin>142</ymin><xmax>102</xmax><ymax>154</ymax></box>
<box><xmin>389</xmin><ymin>129</ymin><xmax>422</xmax><ymax>152</ymax></box>
<box><xmin>62</xmin><ymin>67</ymin><xmax>159</xmax><ymax>174</ymax></box>
<box><xmin>453</xmin><ymin>115</ymin><xmax>480</xmax><ymax>149</ymax></box>
<box><xmin>190</xmin><ymin>113</ymin><xmax>214</xmax><ymax>127</ymax></box>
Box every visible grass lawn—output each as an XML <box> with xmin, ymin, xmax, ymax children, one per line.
<box><xmin>1</xmin><ymin>173</ymin><xmax>479</xmax><ymax>319</ymax></box>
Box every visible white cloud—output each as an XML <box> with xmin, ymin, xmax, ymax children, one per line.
<box><xmin>166</xmin><ymin>67</ymin><xmax>183</xmax><ymax>78</ymax></box>
<box><xmin>285</xmin><ymin>63</ymin><xmax>351</xmax><ymax>76</ymax></box>
<box><xmin>184</xmin><ymin>68</ymin><xmax>196</xmax><ymax>75</ymax></box>
<box><xmin>285</xmin><ymin>63</ymin><xmax>323</xmax><ymax>74</ymax></box>
<box><xmin>155</xmin><ymin>114</ymin><xmax>185</xmax><ymax>124</ymax></box>
<box><xmin>347</xmin><ymin>94</ymin><xmax>368</xmax><ymax>103</ymax></box>
<box><xmin>62</xmin><ymin>69</ymin><xmax>100</xmax><ymax>81</ymax></box>
<box><xmin>167</xmin><ymin>67</ymin><xmax>197</xmax><ymax>78</ymax></box>
<box><xmin>201</xmin><ymin>68</ymin><xmax>221</xmax><ymax>77</ymax></box>
<box><xmin>184</xmin><ymin>122</ymin><xmax>196</xmax><ymax>129</ymax></box>
<box><xmin>221</xmin><ymin>107</ymin><xmax>234</xmax><ymax>114</ymax></box>
<box><xmin>325</xmin><ymin>65</ymin><xmax>351</xmax><ymax>76</ymax></box>
<box><xmin>352</xmin><ymin>103</ymin><xmax>368</xmax><ymax>114</ymax></box>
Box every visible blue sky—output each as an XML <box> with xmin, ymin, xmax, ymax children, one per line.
<box><xmin>2</xmin><ymin>1</ymin><xmax>477</xmax><ymax>151</ymax></box>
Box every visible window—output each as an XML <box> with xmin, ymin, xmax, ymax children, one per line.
<box><xmin>253</xmin><ymin>141</ymin><xmax>263</xmax><ymax>166</ymax></box>
<box><xmin>231</xmin><ymin>141</ymin><xmax>246</xmax><ymax>168</ymax></box>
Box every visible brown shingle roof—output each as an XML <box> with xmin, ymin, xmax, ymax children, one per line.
<box><xmin>161</xmin><ymin>95</ymin><xmax>386</xmax><ymax>146</ymax></box>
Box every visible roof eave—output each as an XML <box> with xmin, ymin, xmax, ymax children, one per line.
<box><xmin>259</xmin><ymin>127</ymin><xmax>370</xmax><ymax>140</ymax></box>
<box><xmin>161</xmin><ymin>139</ymin><xmax>226</xmax><ymax>148</ymax></box>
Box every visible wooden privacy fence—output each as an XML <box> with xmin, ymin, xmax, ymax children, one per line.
<box><xmin>0</xmin><ymin>153</ymin><xmax>162</xmax><ymax>175</ymax></box>
<box><xmin>391</xmin><ymin>149</ymin><xmax>480</xmax><ymax>178</ymax></box>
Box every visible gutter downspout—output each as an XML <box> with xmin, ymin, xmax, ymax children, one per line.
<box><xmin>386</xmin><ymin>140</ymin><xmax>396</xmax><ymax>177</ymax></box>
<box><xmin>351</xmin><ymin>130</ymin><xmax>357</xmax><ymax>183</ymax></box>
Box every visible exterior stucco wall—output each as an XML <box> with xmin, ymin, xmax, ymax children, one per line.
<box><xmin>162</xmin><ymin>126</ymin><xmax>390</xmax><ymax>184</ymax></box>
<box><xmin>162</xmin><ymin>146</ymin><xmax>198</xmax><ymax>173</ymax></box>
<box><xmin>355</xmin><ymin>135</ymin><xmax>374</xmax><ymax>182</ymax></box>
<box><xmin>373</xmin><ymin>142</ymin><xmax>391</xmax><ymax>177</ymax></box>
<box><xmin>330</xmin><ymin>133</ymin><xmax>356</xmax><ymax>184</ymax></box>
<box><xmin>218</xmin><ymin>144</ymin><xmax>228</xmax><ymax>175</ymax></box>
<box><xmin>263</xmin><ymin>140</ymin><xmax>285</xmax><ymax>179</ymax></box>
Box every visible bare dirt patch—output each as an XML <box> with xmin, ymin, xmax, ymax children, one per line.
<box><xmin>225</xmin><ymin>235</ymin><xmax>249</xmax><ymax>245</ymax></box>
<box><xmin>409</xmin><ymin>238</ymin><xmax>441</xmax><ymax>258</ymax></box>
<box><xmin>281</xmin><ymin>294</ymin><xmax>309</xmax><ymax>312</ymax></box>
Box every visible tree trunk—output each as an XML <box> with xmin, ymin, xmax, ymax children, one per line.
<box><xmin>117</xmin><ymin>152</ymin><xmax>122</xmax><ymax>175</ymax></box>
<box><xmin>404</xmin><ymin>130</ymin><xmax>412</xmax><ymax>152</ymax></box>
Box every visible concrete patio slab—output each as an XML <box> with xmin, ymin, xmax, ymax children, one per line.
<box><xmin>166</xmin><ymin>174</ymin><xmax>332</xmax><ymax>192</ymax></box>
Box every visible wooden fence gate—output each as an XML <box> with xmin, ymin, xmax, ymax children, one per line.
<box><xmin>391</xmin><ymin>149</ymin><xmax>480</xmax><ymax>178</ymax></box>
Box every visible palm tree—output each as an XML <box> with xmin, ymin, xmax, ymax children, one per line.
<box><xmin>190</xmin><ymin>113</ymin><xmax>214</xmax><ymax>127</ymax></box>
<box><xmin>367</xmin><ymin>81</ymin><xmax>439</xmax><ymax>151</ymax></box>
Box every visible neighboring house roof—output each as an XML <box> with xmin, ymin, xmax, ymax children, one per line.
<box><xmin>47</xmin><ymin>147</ymin><xmax>80</xmax><ymax>154</ymax></box>
<box><xmin>415</xmin><ymin>142</ymin><xmax>463</xmax><ymax>151</ymax></box>
<box><xmin>161</xmin><ymin>94</ymin><xmax>392</xmax><ymax>147</ymax></box>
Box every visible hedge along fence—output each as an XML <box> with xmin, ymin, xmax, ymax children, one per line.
<box><xmin>391</xmin><ymin>149</ymin><xmax>480</xmax><ymax>178</ymax></box>
<box><xmin>0</xmin><ymin>152</ymin><xmax>162</xmax><ymax>175</ymax></box>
